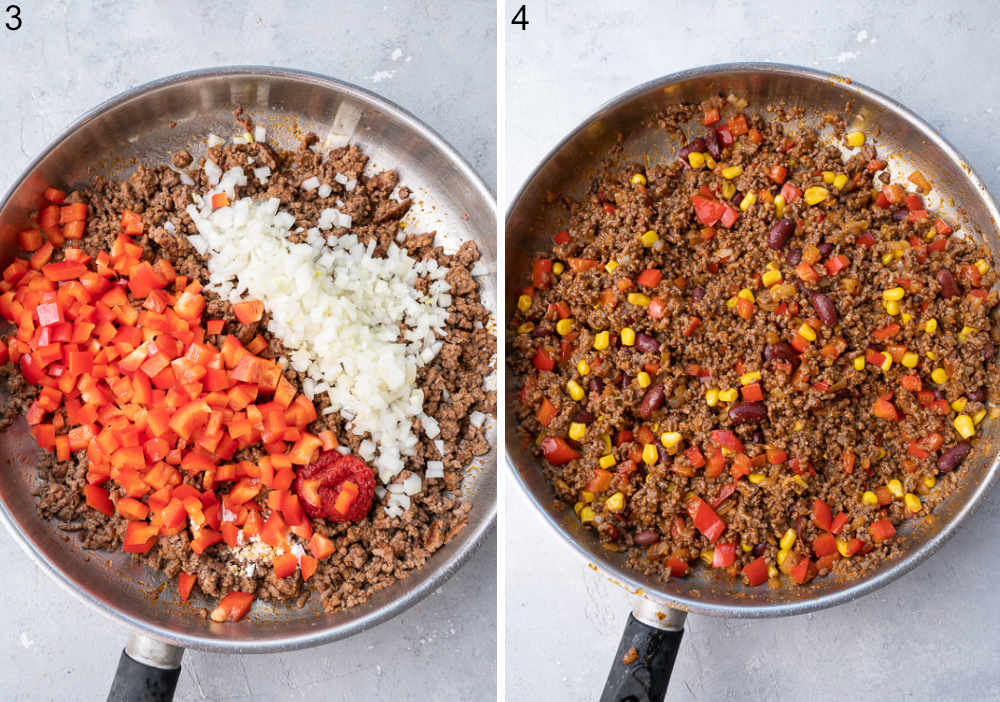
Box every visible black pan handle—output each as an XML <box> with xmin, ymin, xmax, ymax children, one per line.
<box><xmin>600</xmin><ymin>601</ymin><xmax>686</xmax><ymax>702</ymax></box>
<box><xmin>107</xmin><ymin>634</ymin><xmax>185</xmax><ymax>702</ymax></box>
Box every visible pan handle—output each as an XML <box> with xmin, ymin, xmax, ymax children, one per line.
<box><xmin>599</xmin><ymin>599</ymin><xmax>686</xmax><ymax>702</ymax></box>
<box><xmin>107</xmin><ymin>633</ymin><xmax>185</xmax><ymax>702</ymax></box>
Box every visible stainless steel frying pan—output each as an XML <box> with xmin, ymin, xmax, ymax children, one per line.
<box><xmin>505</xmin><ymin>63</ymin><xmax>1000</xmax><ymax>700</ymax></box>
<box><xmin>0</xmin><ymin>67</ymin><xmax>496</xmax><ymax>700</ymax></box>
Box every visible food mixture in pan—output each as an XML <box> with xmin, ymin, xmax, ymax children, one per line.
<box><xmin>509</xmin><ymin>96</ymin><xmax>999</xmax><ymax>588</ymax></box>
<box><xmin>0</xmin><ymin>113</ymin><xmax>494</xmax><ymax>620</ymax></box>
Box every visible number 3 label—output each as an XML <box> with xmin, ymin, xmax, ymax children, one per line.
<box><xmin>6</xmin><ymin>4</ymin><xmax>21</xmax><ymax>30</ymax></box>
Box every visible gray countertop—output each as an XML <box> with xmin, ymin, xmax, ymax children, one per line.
<box><xmin>0</xmin><ymin>2</ymin><xmax>496</xmax><ymax>700</ymax></box>
<box><xmin>504</xmin><ymin>1</ymin><xmax>1000</xmax><ymax>700</ymax></box>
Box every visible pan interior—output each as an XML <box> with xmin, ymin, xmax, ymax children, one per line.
<box><xmin>0</xmin><ymin>68</ymin><xmax>496</xmax><ymax>649</ymax></box>
<box><xmin>505</xmin><ymin>64</ymin><xmax>1000</xmax><ymax>617</ymax></box>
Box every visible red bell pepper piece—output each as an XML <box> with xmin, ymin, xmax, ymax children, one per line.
<box><xmin>532</xmin><ymin>259</ymin><xmax>553</xmax><ymax>289</ymax></box>
<box><xmin>210</xmin><ymin>591</ymin><xmax>255</xmax><ymax>622</ymax></box>
<box><xmin>85</xmin><ymin>484</ymin><xmax>115</xmax><ymax>517</ymax></box>
<box><xmin>813</xmin><ymin>498</ymin><xmax>833</xmax><ymax>531</ymax></box>
<box><xmin>177</xmin><ymin>572</ymin><xmax>197</xmax><ymax>602</ymax></box>
<box><xmin>742</xmin><ymin>556</ymin><xmax>769</xmax><ymax>586</ymax></box>
<box><xmin>666</xmin><ymin>557</ymin><xmax>688</xmax><ymax>578</ymax></box>
<box><xmin>813</xmin><ymin>533</ymin><xmax>838</xmax><ymax>557</ymax></box>
<box><xmin>712</xmin><ymin>542</ymin><xmax>736</xmax><ymax>568</ymax></box>
<box><xmin>540</xmin><ymin>437</ymin><xmax>580</xmax><ymax>466</ymax></box>
<box><xmin>690</xmin><ymin>195</ymin><xmax>726</xmax><ymax>226</ymax></box>
<box><xmin>830</xmin><ymin>512</ymin><xmax>850</xmax><ymax>535</ymax></box>
<box><xmin>272</xmin><ymin>552</ymin><xmax>298</xmax><ymax>578</ymax></box>
<box><xmin>233</xmin><ymin>300</ymin><xmax>264</xmax><ymax>324</ymax></box>
<box><xmin>789</xmin><ymin>557</ymin><xmax>812</xmax><ymax>585</ymax></box>
<box><xmin>870</xmin><ymin>518</ymin><xmax>896</xmax><ymax>542</ymax></box>
<box><xmin>710</xmin><ymin>429</ymin><xmax>744</xmax><ymax>454</ymax></box>
<box><xmin>686</xmin><ymin>496</ymin><xmax>725</xmax><ymax>543</ymax></box>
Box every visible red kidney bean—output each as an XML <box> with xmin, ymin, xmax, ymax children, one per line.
<box><xmin>728</xmin><ymin>401</ymin><xmax>767</xmax><ymax>424</ymax></box>
<box><xmin>692</xmin><ymin>286</ymin><xmax>706</xmax><ymax>302</ymax></box>
<box><xmin>633</xmin><ymin>530</ymin><xmax>660</xmax><ymax>546</ymax></box>
<box><xmin>767</xmin><ymin>218</ymin><xmax>795</xmax><ymax>249</ymax></box>
<box><xmin>677</xmin><ymin>138</ymin><xmax>707</xmax><ymax>166</ymax></box>
<box><xmin>934</xmin><ymin>389</ymin><xmax>946</xmax><ymax>400</ymax></box>
<box><xmin>817</xmin><ymin>242</ymin><xmax>834</xmax><ymax>258</ymax></box>
<box><xmin>752</xmin><ymin>542</ymin><xmax>766</xmax><ymax>557</ymax></box>
<box><xmin>619</xmin><ymin>373</ymin><xmax>630</xmax><ymax>389</ymax></box>
<box><xmin>588</xmin><ymin>378</ymin><xmax>604</xmax><ymax>394</ymax></box>
<box><xmin>937</xmin><ymin>268</ymin><xmax>960</xmax><ymax>299</ymax></box>
<box><xmin>704</xmin><ymin>129</ymin><xmax>721</xmax><ymax>159</ymax></box>
<box><xmin>982</xmin><ymin>341</ymin><xmax>996</xmax><ymax>360</ymax></box>
<box><xmin>811</xmin><ymin>293</ymin><xmax>838</xmax><ymax>327</ymax></box>
<box><xmin>638</xmin><ymin>384</ymin><xmax>666</xmax><ymax>419</ymax></box>
<box><xmin>751</xmin><ymin>429</ymin><xmax>765</xmax><ymax>444</ymax></box>
<box><xmin>574</xmin><ymin>409</ymin><xmax>596</xmax><ymax>424</ymax></box>
<box><xmin>636</xmin><ymin>333</ymin><xmax>659</xmax><ymax>353</ymax></box>
<box><xmin>764</xmin><ymin>342</ymin><xmax>801</xmax><ymax>364</ymax></box>
<box><xmin>786</xmin><ymin>247</ymin><xmax>802</xmax><ymax>266</ymax></box>
<box><xmin>969</xmin><ymin>387</ymin><xmax>986</xmax><ymax>402</ymax></box>
<box><xmin>938</xmin><ymin>442</ymin><xmax>972</xmax><ymax>472</ymax></box>
<box><xmin>532</xmin><ymin>326</ymin><xmax>554</xmax><ymax>338</ymax></box>
<box><xmin>892</xmin><ymin>208</ymin><xmax>909</xmax><ymax>222</ymax></box>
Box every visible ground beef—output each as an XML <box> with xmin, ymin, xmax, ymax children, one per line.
<box><xmin>508</xmin><ymin>96</ymin><xmax>1000</xmax><ymax>588</ymax></box>
<box><xmin>3</xmin><ymin>113</ymin><xmax>494</xmax><ymax>614</ymax></box>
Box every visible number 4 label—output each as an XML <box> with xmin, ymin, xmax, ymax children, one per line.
<box><xmin>511</xmin><ymin>4</ymin><xmax>528</xmax><ymax>30</ymax></box>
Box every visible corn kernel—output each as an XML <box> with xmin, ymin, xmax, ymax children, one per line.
<box><xmin>574</xmin><ymin>501</ymin><xmax>584</xmax><ymax>516</ymax></box>
<box><xmin>640</xmin><ymin>230</ymin><xmax>660</xmax><ymax>247</ymax></box>
<box><xmin>517</xmin><ymin>322</ymin><xmax>535</xmax><ymax>334</ymax></box>
<box><xmin>768</xmin><ymin>565</ymin><xmax>779</xmax><ymax>578</ymax></box>
<box><xmin>862</xmin><ymin>490</ymin><xmax>878</xmax><ymax>505</ymax></box>
<box><xmin>740</xmin><ymin>371</ymin><xmax>762</xmax><ymax>385</ymax></box>
<box><xmin>777</xmin><ymin>549</ymin><xmax>789</xmax><ymax>566</ymax></box>
<box><xmin>599</xmin><ymin>454</ymin><xmax>617</xmax><ymax>470</ymax></box>
<box><xmin>580</xmin><ymin>506</ymin><xmax>596</xmax><ymax>523</ymax></box>
<box><xmin>798</xmin><ymin>323</ymin><xmax>816</xmax><ymax>341</ymax></box>
<box><xmin>593</xmin><ymin>331</ymin><xmax>610</xmax><ymax>350</ymax></box>
<box><xmin>688</xmin><ymin>152</ymin><xmax>706</xmax><ymax>169</ymax></box>
<box><xmin>804</xmin><ymin>186</ymin><xmax>829</xmax><ymax>205</ymax></box>
<box><xmin>701</xmin><ymin>549</ymin><xmax>714</xmax><ymax>566</ymax></box>
<box><xmin>883</xmin><ymin>287</ymin><xmax>906</xmax><ymax>301</ymax></box>
<box><xmin>887</xmin><ymin>479</ymin><xmax>904</xmax><ymax>498</ymax></box>
<box><xmin>884</xmin><ymin>300</ymin><xmax>900</xmax><ymax>316</ymax></box>
<box><xmin>762</xmin><ymin>268</ymin><xmax>783</xmax><ymax>287</ymax></box>
<box><xmin>637</xmin><ymin>371</ymin><xmax>652</xmax><ymax>388</ymax></box>
<box><xmin>923</xmin><ymin>476</ymin><xmax>937</xmax><ymax>489</ymax></box>
<box><xmin>902</xmin><ymin>313</ymin><xmax>912</xmax><ymax>323</ymax></box>
<box><xmin>577</xmin><ymin>360</ymin><xmax>590</xmax><ymax>375</ymax></box>
<box><xmin>719</xmin><ymin>388</ymin><xmax>738</xmax><ymax>403</ymax></box>
<box><xmin>780</xmin><ymin>529</ymin><xmax>797</xmax><ymax>551</ymax></box>
<box><xmin>836</xmin><ymin>540</ymin><xmax>852</xmax><ymax>558</ymax></box>
<box><xmin>566</xmin><ymin>379</ymin><xmax>585</xmax><ymax>402</ymax></box>
<box><xmin>925</xmin><ymin>318</ymin><xmax>938</xmax><ymax>334</ymax></box>
<box><xmin>631</xmin><ymin>173</ymin><xmax>647</xmax><ymax>186</ymax></box>
<box><xmin>774</xmin><ymin>194</ymin><xmax>786</xmax><ymax>218</ymax></box>
<box><xmin>606</xmin><ymin>491</ymin><xmax>625</xmax><ymax>511</ymax></box>
<box><xmin>974</xmin><ymin>408</ymin><xmax>987</xmax><ymax>425</ymax></box>
<box><xmin>853</xmin><ymin>356</ymin><xmax>866</xmax><ymax>371</ymax></box>
<box><xmin>898</xmin><ymin>352</ymin><xmax>918</xmax><ymax>368</ymax></box>
<box><xmin>833</xmin><ymin>173</ymin><xmax>849</xmax><ymax>191</ymax></box>
<box><xmin>517</xmin><ymin>295</ymin><xmax>532</xmax><ymax>312</ymax></box>
<box><xmin>583</xmin><ymin>490</ymin><xmax>595</xmax><ymax>501</ymax></box>
<box><xmin>931</xmin><ymin>367</ymin><xmax>948</xmax><ymax>384</ymax></box>
<box><xmin>705</xmin><ymin>388</ymin><xmax>720</xmax><ymax>407</ymax></box>
<box><xmin>822</xmin><ymin>171</ymin><xmax>836</xmax><ymax>184</ymax></box>
<box><xmin>904</xmin><ymin>493</ymin><xmax>922</xmax><ymax>513</ymax></box>
<box><xmin>642</xmin><ymin>443</ymin><xmax>659</xmax><ymax>466</ymax></box>
<box><xmin>705</xmin><ymin>155</ymin><xmax>717</xmax><ymax>169</ymax></box>
<box><xmin>793</xmin><ymin>475</ymin><xmax>808</xmax><ymax>490</ymax></box>
<box><xmin>556</xmin><ymin>318</ymin><xmax>574</xmax><ymax>336</ymax></box>
<box><xmin>660</xmin><ymin>431</ymin><xmax>683</xmax><ymax>449</ymax></box>
<box><xmin>958</xmin><ymin>326</ymin><xmax>975</xmax><ymax>343</ymax></box>
<box><xmin>605</xmin><ymin>260</ymin><xmax>618</xmax><ymax>273</ymax></box>
<box><xmin>737</xmin><ymin>288</ymin><xmax>755</xmax><ymax>303</ymax></box>
<box><xmin>552</xmin><ymin>261</ymin><xmax>565</xmax><ymax>275</ymax></box>
<box><xmin>878</xmin><ymin>448</ymin><xmax>887</xmax><ymax>460</ymax></box>
<box><xmin>748</xmin><ymin>473</ymin><xmax>766</xmax><ymax>485</ymax></box>
<box><xmin>880</xmin><ymin>353</ymin><xmax>893</xmax><ymax>372</ymax></box>
<box><xmin>568</xmin><ymin>422</ymin><xmax>587</xmax><ymax>441</ymax></box>
<box><xmin>954</xmin><ymin>414</ymin><xmax>975</xmax><ymax>439</ymax></box>
<box><xmin>846</xmin><ymin>131</ymin><xmax>866</xmax><ymax>147</ymax></box>
<box><xmin>621</xmin><ymin>328</ymin><xmax>636</xmax><ymax>346</ymax></box>
<box><xmin>627</xmin><ymin>292</ymin><xmax>651</xmax><ymax>307</ymax></box>
<box><xmin>926</xmin><ymin>351</ymin><xmax>937</xmax><ymax>360</ymax></box>
<box><xmin>725</xmin><ymin>296</ymin><xmax>737</xmax><ymax>309</ymax></box>
<box><xmin>881</xmin><ymin>252</ymin><xmax>894</xmax><ymax>266</ymax></box>
<box><xmin>741</xmin><ymin>542</ymin><xmax>753</xmax><ymax>553</ymax></box>
<box><xmin>952</xmin><ymin>397</ymin><xmax>968</xmax><ymax>412</ymax></box>
<box><xmin>740</xmin><ymin>192</ymin><xmax>757</xmax><ymax>211</ymax></box>
<box><xmin>975</xmin><ymin>258</ymin><xmax>990</xmax><ymax>275</ymax></box>
<box><xmin>721</xmin><ymin>181</ymin><xmax>736</xmax><ymax>200</ymax></box>
<box><xmin>793</xmin><ymin>419</ymin><xmax>805</xmax><ymax>431</ymax></box>
<box><xmin>722</xmin><ymin>165</ymin><xmax>743</xmax><ymax>179</ymax></box>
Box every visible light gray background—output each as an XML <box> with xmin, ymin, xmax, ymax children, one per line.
<box><xmin>0</xmin><ymin>2</ymin><xmax>496</xmax><ymax>701</ymax></box>
<box><xmin>505</xmin><ymin>1</ymin><xmax>1000</xmax><ymax>700</ymax></box>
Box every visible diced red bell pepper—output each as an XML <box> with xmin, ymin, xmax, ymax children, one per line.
<box><xmin>780</xmin><ymin>182</ymin><xmax>801</xmax><ymax>204</ymax></box>
<box><xmin>813</xmin><ymin>532</ymin><xmax>838</xmax><ymax>557</ymax></box>
<box><xmin>687</xmin><ymin>497</ymin><xmax>725</xmax><ymax>543</ymax></box>
<box><xmin>830</xmin><ymin>512</ymin><xmax>850</xmax><ymax>535</ymax></box>
<box><xmin>872</xmin><ymin>394</ymin><xmax>900</xmax><ymax>422</ymax></box>
<box><xmin>210</xmin><ymin>591</ymin><xmax>254</xmax><ymax>622</ymax></box>
<box><xmin>308</xmin><ymin>532</ymin><xmax>335</xmax><ymax>560</ymax></box>
<box><xmin>824</xmin><ymin>254</ymin><xmax>849</xmax><ymax>275</ymax></box>
<box><xmin>59</xmin><ymin>202</ymin><xmax>87</xmax><ymax>224</ymax></box>
<box><xmin>536</xmin><ymin>397</ymin><xmax>557</xmax><ymax>427</ymax></box>
<box><xmin>742</xmin><ymin>556</ymin><xmax>769</xmax><ymax>586</ymax></box>
<box><xmin>666</xmin><ymin>557</ymin><xmax>689</xmax><ymax>578</ymax></box>
<box><xmin>719</xmin><ymin>204</ymin><xmax>739</xmax><ymax>229</ymax></box>
<box><xmin>710</xmin><ymin>429</ymin><xmax>744</xmax><ymax>454</ymax></box>
<box><xmin>636</xmin><ymin>269</ymin><xmax>662</xmax><ymax>288</ymax></box>
<box><xmin>117</xmin><ymin>497</ymin><xmax>149</xmax><ymax>521</ymax></box>
<box><xmin>712</xmin><ymin>542</ymin><xmax>736</xmax><ymax>568</ymax></box>
<box><xmin>540</xmin><ymin>437</ymin><xmax>579</xmax><ymax>466</ymax></box>
<box><xmin>123</xmin><ymin>521</ymin><xmax>158</xmax><ymax>553</ymax></box>
<box><xmin>870</xmin><ymin>518</ymin><xmax>896</xmax><ymax>542</ymax></box>
<box><xmin>532</xmin><ymin>347</ymin><xmax>555</xmax><ymax>372</ymax></box>
<box><xmin>740</xmin><ymin>383</ymin><xmax>763</xmax><ymax>402</ymax></box>
<box><xmin>842</xmin><ymin>537</ymin><xmax>864</xmax><ymax>556</ymax></box>
<box><xmin>233</xmin><ymin>299</ymin><xmax>264</xmax><ymax>324</ymax></box>
<box><xmin>685</xmin><ymin>445</ymin><xmax>706</xmax><ymax>469</ymax></box>
<box><xmin>813</xmin><ymin>498</ymin><xmax>833</xmax><ymax>531</ymax></box>
<box><xmin>272</xmin><ymin>552</ymin><xmax>299</xmax><ymax>578</ymax></box>
<box><xmin>872</xmin><ymin>323</ymin><xmax>900</xmax><ymax>341</ymax></box>
<box><xmin>585</xmin><ymin>469</ymin><xmax>613</xmax><ymax>493</ymax></box>
<box><xmin>532</xmin><ymin>259</ymin><xmax>553</xmax><ymax>289</ymax></box>
<box><xmin>691</xmin><ymin>195</ymin><xmax>726</xmax><ymax>226</ymax></box>
<box><xmin>42</xmin><ymin>261</ymin><xmax>88</xmax><ymax>282</ymax></box>
<box><xmin>85</xmin><ymin>484</ymin><xmax>115</xmax><ymax>517</ymax></box>
<box><xmin>300</xmin><ymin>554</ymin><xmax>318</xmax><ymax>581</ymax></box>
<box><xmin>789</xmin><ymin>557</ymin><xmax>812</xmax><ymax>585</ymax></box>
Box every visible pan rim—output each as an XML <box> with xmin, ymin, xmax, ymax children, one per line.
<box><xmin>504</xmin><ymin>60</ymin><xmax>1000</xmax><ymax>618</ymax></box>
<box><xmin>0</xmin><ymin>65</ymin><xmax>497</xmax><ymax>651</ymax></box>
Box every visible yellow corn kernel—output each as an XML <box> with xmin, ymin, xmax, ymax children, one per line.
<box><xmin>802</xmin><ymin>186</ymin><xmax>830</xmax><ymax>205</ymax></box>
<box><xmin>517</xmin><ymin>322</ymin><xmax>535</xmax><ymax>334</ymax></box>
<box><xmin>601</xmin><ymin>436</ymin><xmax>612</xmax><ymax>455</ymax></box>
<box><xmin>904</xmin><ymin>493</ymin><xmax>922</xmax><ymax>513</ymax></box>
<box><xmin>719</xmin><ymin>388</ymin><xmax>738</xmax><ymax>403</ymax></box>
<box><xmin>568</xmin><ymin>422</ymin><xmax>587</xmax><ymax>441</ymax></box>
<box><xmin>975</xmin><ymin>258</ymin><xmax>990</xmax><ymax>275</ymax></box>
<box><xmin>577</xmin><ymin>359</ymin><xmax>591</xmax><ymax>376</ymax></box>
<box><xmin>931</xmin><ymin>367</ymin><xmax>948</xmax><ymax>384</ymax></box>
<box><xmin>741</xmin><ymin>542</ymin><xmax>753</xmax><ymax>553</ymax></box>
<box><xmin>923</xmin><ymin>477</ymin><xmax>937</xmax><ymax>491</ymax></box>
<box><xmin>958</xmin><ymin>326</ymin><xmax>975</xmax><ymax>343</ymax></box>
<box><xmin>774</xmin><ymin>193</ymin><xmax>786</xmax><ymax>218</ymax></box>
<box><xmin>701</xmin><ymin>549</ymin><xmax>714</xmax><ymax>566</ymax></box>
<box><xmin>748</xmin><ymin>473</ymin><xmax>766</xmax><ymax>485</ymax></box>
<box><xmin>517</xmin><ymin>295</ymin><xmax>532</xmax><ymax>312</ymax></box>
<box><xmin>762</xmin><ymin>268</ymin><xmax>783</xmax><ymax>287</ymax></box>
<box><xmin>627</xmin><ymin>292</ymin><xmax>651</xmax><ymax>307</ymax></box>
<box><xmin>636</xmin><ymin>371</ymin><xmax>652</xmax><ymax>388</ymax></box>
<box><xmin>793</xmin><ymin>475</ymin><xmax>808</xmax><ymax>490</ymax></box>
<box><xmin>593</xmin><ymin>331</ymin><xmax>610</xmax><ymax>351</ymax></box>
<box><xmin>688</xmin><ymin>152</ymin><xmax>706</xmax><ymax>169</ymax></box>
<box><xmin>881</xmin><ymin>252</ymin><xmax>895</xmax><ymax>266</ymax></box>
<box><xmin>884</xmin><ymin>300</ymin><xmax>900</xmax><ymax>316</ymax></box>
<box><xmin>767</xmin><ymin>565</ymin><xmax>779</xmax><ymax>579</ymax></box>
<box><xmin>853</xmin><ymin>356</ymin><xmax>866</xmax><ymax>371</ymax></box>
<box><xmin>878</xmin><ymin>447</ymin><xmax>887</xmax><ymax>460</ymax></box>
<box><xmin>779</xmin><ymin>529</ymin><xmax>797</xmax><ymax>551</ymax></box>
<box><xmin>631</xmin><ymin>173</ymin><xmax>647</xmax><ymax>186</ymax></box>
<box><xmin>574</xmin><ymin>501</ymin><xmax>587</xmax><ymax>516</ymax></box>
<box><xmin>833</xmin><ymin>173</ymin><xmax>849</xmax><ymax>191</ymax></box>
<box><xmin>660</xmin><ymin>431</ymin><xmax>683</xmax><ymax>449</ymax></box>
<box><xmin>580</xmin><ymin>506</ymin><xmax>596</xmax><ymax>523</ymax></box>
<box><xmin>974</xmin><ymin>408</ymin><xmax>987</xmax><ymax>425</ymax></box>
<box><xmin>925</xmin><ymin>318</ymin><xmax>938</xmax><ymax>334</ymax></box>
<box><xmin>740</xmin><ymin>371</ymin><xmax>762</xmax><ymax>385</ymax></box>
<box><xmin>721</xmin><ymin>181</ymin><xmax>736</xmax><ymax>200</ymax></box>
<box><xmin>902</xmin><ymin>313</ymin><xmax>912</xmax><ymax>323</ymax></box>
<box><xmin>621</xmin><ymin>328</ymin><xmax>636</xmax><ymax>346</ymax></box>
<box><xmin>642</xmin><ymin>443</ymin><xmax>659</xmax><ymax>466</ymax></box>
<box><xmin>862</xmin><ymin>490</ymin><xmax>878</xmax><ymax>505</ymax></box>
<box><xmin>740</xmin><ymin>192</ymin><xmax>757</xmax><ymax>211</ymax></box>
<box><xmin>846</xmin><ymin>131</ymin><xmax>866</xmax><ymax>147</ymax></box>
<box><xmin>880</xmin><ymin>353</ymin><xmax>893</xmax><ymax>373</ymax></box>
<box><xmin>798</xmin><ymin>323</ymin><xmax>816</xmax><ymax>341</ymax></box>
<box><xmin>705</xmin><ymin>388</ymin><xmax>720</xmax><ymax>407</ymax></box>
<box><xmin>777</xmin><ymin>549</ymin><xmax>789</xmax><ymax>566</ymax></box>
<box><xmin>599</xmin><ymin>454</ymin><xmax>617</xmax><ymax>470</ymax></box>
<box><xmin>606</xmin><ymin>492</ymin><xmax>625</xmax><ymax>512</ymax></box>
<box><xmin>726</xmin><ymin>296</ymin><xmax>738</xmax><ymax>309</ymax></box>
<box><xmin>954</xmin><ymin>413</ymin><xmax>975</xmax><ymax>439</ymax></box>
<box><xmin>822</xmin><ymin>171</ymin><xmax>836</xmax><ymax>184</ymax></box>
<box><xmin>737</xmin><ymin>288</ymin><xmax>755</xmax><ymax>303</ymax></box>
<box><xmin>900</xmin><ymin>352</ymin><xmax>919</xmax><ymax>368</ymax></box>
<box><xmin>951</xmin><ymin>397</ymin><xmax>968</xmax><ymax>412</ymax></box>
<box><xmin>640</xmin><ymin>230</ymin><xmax>660</xmax><ymax>247</ymax></box>
<box><xmin>883</xmin><ymin>287</ymin><xmax>906</xmax><ymax>301</ymax></box>
<box><xmin>722</xmin><ymin>165</ymin><xmax>743</xmax><ymax>179</ymax></box>
<box><xmin>887</xmin><ymin>479</ymin><xmax>904</xmax><ymax>498</ymax></box>
<box><xmin>836</xmin><ymin>540</ymin><xmax>852</xmax><ymax>558</ymax></box>
<box><xmin>605</xmin><ymin>260</ymin><xmax>619</xmax><ymax>273</ymax></box>
<box><xmin>552</xmin><ymin>261</ymin><xmax>565</xmax><ymax>275</ymax></box>
<box><xmin>556</xmin><ymin>318</ymin><xmax>574</xmax><ymax>336</ymax></box>
<box><xmin>705</xmin><ymin>155</ymin><xmax>717</xmax><ymax>169</ymax></box>
<box><xmin>566</xmin><ymin>379</ymin><xmax>585</xmax><ymax>402</ymax></box>
<box><xmin>583</xmin><ymin>490</ymin><xmax>595</xmax><ymax>502</ymax></box>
